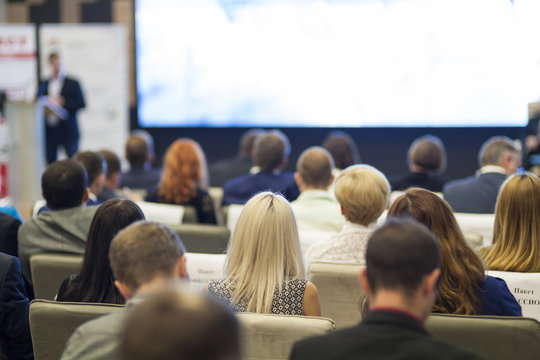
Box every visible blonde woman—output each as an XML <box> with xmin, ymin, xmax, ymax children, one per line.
<box><xmin>305</xmin><ymin>164</ymin><xmax>390</xmax><ymax>265</ymax></box>
<box><xmin>206</xmin><ymin>192</ymin><xmax>321</xmax><ymax>316</ymax></box>
<box><xmin>485</xmin><ymin>173</ymin><xmax>540</xmax><ymax>272</ymax></box>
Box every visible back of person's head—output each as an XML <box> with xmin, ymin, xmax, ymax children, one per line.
<box><xmin>365</xmin><ymin>218</ymin><xmax>440</xmax><ymax>298</ymax></box>
<box><xmin>254</xmin><ymin>130</ymin><xmax>290</xmax><ymax>172</ymax></box>
<box><xmin>322</xmin><ymin>131</ymin><xmax>361</xmax><ymax>170</ymax></box>
<box><xmin>239</xmin><ymin>129</ymin><xmax>265</xmax><ymax>157</ymax></box>
<box><xmin>334</xmin><ymin>165</ymin><xmax>389</xmax><ymax>226</ymax></box>
<box><xmin>73</xmin><ymin>151</ymin><xmax>105</xmax><ymax>188</ymax></box>
<box><xmin>42</xmin><ymin>159</ymin><xmax>88</xmax><ymax>210</ymax></box>
<box><xmin>478</xmin><ymin>136</ymin><xmax>521</xmax><ymax>169</ymax></box>
<box><xmin>295</xmin><ymin>146</ymin><xmax>334</xmax><ymax>189</ymax></box>
<box><xmin>64</xmin><ymin>199</ymin><xmax>145</xmax><ymax>303</ymax></box>
<box><xmin>109</xmin><ymin>221</ymin><xmax>186</xmax><ymax>295</ymax></box>
<box><xmin>99</xmin><ymin>149</ymin><xmax>121</xmax><ymax>181</ymax></box>
<box><xmin>486</xmin><ymin>173</ymin><xmax>540</xmax><ymax>272</ymax></box>
<box><xmin>226</xmin><ymin>192</ymin><xmax>304</xmax><ymax>313</ymax></box>
<box><xmin>159</xmin><ymin>138</ymin><xmax>208</xmax><ymax>204</ymax></box>
<box><xmin>387</xmin><ymin>188</ymin><xmax>486</xmax><ymax>314</ymax></box>
<box><xmin>126</xmin><ymin>134</ymin><xmax>149</xmax><ymax>168</ymax></box>
<box><xmin>408</xmin><ymin>135</ymin><xmax>447</xmax><ymax>174</ymax></box>
<box><xmin>120</xmin><ymin>291</ymin><xmax>240</xmax><ymax>360</ymax></box>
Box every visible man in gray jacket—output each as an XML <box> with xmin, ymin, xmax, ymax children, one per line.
<box><xmin>17</xmin><ymin>159</ymin><xmax>97</xmax><ymax>289</ymax></box>
<box><xmin>60</xmin><ymin>221</ymin><xmax>188</xmax><ymax>360</ymax></box>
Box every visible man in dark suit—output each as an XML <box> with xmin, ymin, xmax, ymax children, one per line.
<box><xmin>37</xmin><ymin>52</ymin><xmax>86</xmax><ymax>164</ymax></box>
<box><xmin>443</xmin><ymin>136</ymin><xmax>521</xmax><ymax>213</ymax></box>
<box><xmin>222</xmin><ymin>130</ymin><xmax>299</xmax><ymax>205</ymax></box>
<box><xmin>289</xmin><ymin>219</ymin><xmax>483</xmax><ymax>360</ymax></box>
<box><xmin>0</xmin><ymin>252</ymin><xmax>33</xmax><ymax>360</ymax></box>
<box><xmin>0</xmin><ymin>212</ymin><xmax>21</xmax><ymax>257</ymax></box>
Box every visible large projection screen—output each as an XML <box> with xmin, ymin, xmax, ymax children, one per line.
<box><xmin>136</xmin><ymin>0</ymin><xmax>540</xmax><ymax>128</ymax></box>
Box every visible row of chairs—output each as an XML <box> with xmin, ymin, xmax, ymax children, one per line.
<box><xmin>30</xmin><ymin>252</ymin><xmax>540</xmax><ymax>324</ymax></box>
<box><xmin>29</xmin><ymin>298</ymin><xmax>540</xmax><ymax>360</ymax></box>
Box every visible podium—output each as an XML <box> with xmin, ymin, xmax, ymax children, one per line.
<box><xmin>5</xmin><ymin>101</ymin><xmax>45</xmax><ymax>219</ymax></box>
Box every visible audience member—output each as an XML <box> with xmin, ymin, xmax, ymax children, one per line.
<box><xmin>56</xmin><ymin>199</ymin><xmax>145</xmax><ymax>304</ymax></box>
<box><xmin>322</xmin><ymin>131</ymin><xmax>361</xmax><ymax>170</ymax></box>
<box><xmin>388</xmin><ymin>188</ymin><xmax>521</xmax><ymax>316</ymax></box>
<box><xmin>120</xmin><ymin>291</ymin><xmax>240</xmax><ymax>360</ymax></box>
<box><xmin>97</xmin><ymin>149</ymin><xmax>122</xmax><ymax>202</ymax></box>
<box><xmin>18</xmin><ymin>159</ymin><xmax>97</xmax><ymax>288</ymax></box>
<box><xmin>119</xmin><ymin>131</ymin><xmax>161</xmax><ymax>190</ymax></box>
<box><xmin>390</xmin><ymin>135</ymin><xmax>448</xmax><ymax>191</ymax></box>
<box><xmin>0</xmin><ymin>212</ymin><xmax>21</xmax><ymax>257</ymax></box>
<box><xmin>73</xmin><ymin>150</ymin><xmax>106</xmax><ymax>205</ymax></box>
<box><xmin>289</xmin><ymin>219</ymin><xmax>484</xmax><ymax>360</ymax></box>
<box><xmin>291</xmin><ymin>146</ymin><xmax>344</xmax><ymax>233</ymax></box>
<box><xmin>209</xmin><ymin>129</ymin><xmax>264</xmax><ymax>187</ymax></box>
<box><xmin>484</xmin><ymin>173</ymin><xmax>540</xmax><ymax>272</ymax></box>
<box><xmin>146</xmin><ymin>138</ymin><xmax>217</xmax><ymax>224</ymax></box>
<box><xmin>443</xmin><ymin>136</ymin><xmax>521</xmax><ymax>213</ymax></box>
<box><xmin>0</xmin><ymin>252</ymin><xmax>33</xmax><ymax>360</ymax></box>
<box><xmin>305</xmin><ymin>165</ymin><xmax>390</xmax><ymax>265</ymax></box>
<box><xmin>222</xmin><ymin>130</ymin><xmax>299</xmax><ymax>204</ymax></box>
<box><xmin>207</xmin><ymin>192</ymin><xmax>321</xmax><ymax>316</ymax></box>
<box><xmin>61</xmin><ymin>221</ymin><xmax>188</xmax><ymax>360</ymax></box>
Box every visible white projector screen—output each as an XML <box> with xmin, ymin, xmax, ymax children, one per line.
<box><xmin>135</xmin><ymin>0</ymin><xmax>540</xmax><ymax>128</ymax></box>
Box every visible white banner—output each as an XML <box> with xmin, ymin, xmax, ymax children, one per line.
<box><xmin>0</xmin><ymin>24</ymin><xmax>37</xmax><ymax>102</ymax></box>
<box><xmin>39</xmin><ymin>24</ymin><xmax>128</xmax><ymax>157</ymax></box>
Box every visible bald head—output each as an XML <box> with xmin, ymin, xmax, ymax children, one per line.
<box><xmin>295</xmin><ymin>147</ymin><xmax>335</xmax><ymax>190</ymax></box>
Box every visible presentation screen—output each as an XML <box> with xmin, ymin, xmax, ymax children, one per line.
<box><xmin>135</xmin><ymin>0</ymin><xmax>540</xmax><ymax>128</ymax></box>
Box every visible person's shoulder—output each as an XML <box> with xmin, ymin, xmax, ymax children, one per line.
<box><xmin>289</xmin><ymin>325</ymin><xmax>360</xmax><ymax>360</ymax></box>
<box><xmin>443</xmin><ymin>175</ymin><xmax>476</xmax><ymax>193</ymax></box>
<box><xmin>223</xmin><ymin>173</ymin><xmax>251</xmax><ymax>188</ymax></box>
<box><xmin>422</xmin><ymin>336</ymin><xmax>485</xmax><ymax>359</ymax></box>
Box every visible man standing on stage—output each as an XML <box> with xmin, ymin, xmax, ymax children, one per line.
<box><xmin>37</xmin><ymin>52</ymin><xmax>85</xmax><ymax>164</ymax></box>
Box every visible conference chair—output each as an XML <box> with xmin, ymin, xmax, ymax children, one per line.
<box><xmin>236</xmin><ymin>312</ymin><xmax>335</xmax><ymax>360</ymax></box>
<box><xmin>224</xmin><ymin>204</ymin><xmax>244</xmax><ymax>232</ymax></box>
<box><xmin>29</xmin><ymin>299</ymin><xmax>123</xmax><ymax>360</ymax></box>
<box><xmin>168</xmin><ymin>223</ymin><xmax>230</xmax><ymax>254</ymax></box>
<box><xmin>307</xmin><ymin>261</ymin><xmax>366</xmax><ymax>328</ymax></box>
<box><xmin>486</xmin><ymin>270</ymin><xmax>540</xmax><ymax>321</ymax></box>
<box><xmin>135</xmin><ymin>201</ymin><xmax>185</xmax><ymax>224</ymax></box>
<box><xmin>453</xmin><ymin>212</ymin><xmax>495</xmax><ymax>247</ymax></box>
<box><xmin>426</xmin><ymin>313</ymin><xmax>540</xmax><ymax>360</ymax></box>
<box><xmin>185</xmin><ymin>252</ymin><xmax>226</xmax><ymax>292</ymax></box>
<box><xmin>30</xmin><ymin>253</ymin><xmax>83</xmax><ymax>300</ymax></box>
<box><xmin>209</xmin><ymin>186</ymin><xmax>225</xmax><ymax>225</ymax></box>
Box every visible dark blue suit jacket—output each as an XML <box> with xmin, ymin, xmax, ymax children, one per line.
<box><xmin>222</xmin><ymin>171</ymin><xmax>300</xmax><ymax>205</ymax></box>
<box><xmin>0</xmin><ymin>253</ymin><xmax>33</xmax><ymax>360</ymax></box>
<box><xmin>37</xmin><ymin>76</ymin><xmax>86</xmax><ymax>137</ymax></box>
<box><xmin>443</xmin><ymin>172</ymin><xmax>507</xmax><ymax>213</ymax></box>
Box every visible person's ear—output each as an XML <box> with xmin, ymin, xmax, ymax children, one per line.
<box><xmin>294</xmin><ymin>172</ymin><xmax>303</xmax><ymax>189</ymax></box>
<box><xmin>359</xmin><ymin>268</ymin><xmax>371</xmax><ymax>296</ymax></box>
<box><xmin>82</xmin><ymin>188</ymin><xmax>90</xmax><ymax>204</ymax></box>
<box><xmin>114</xmin><ymin>280</ymin><xmax>131</xmax><ymax>301</ymax></box>
<box><xmin>327</xmin><ymin>174</ymin><xmax>335</xmax><ymax>187</ymax></box>
<box><xmin>340</xmin><ymin>204</ymin><xmax>346</xmax><ymax>216</ymax></box>
<box><xmin>423</xmin><ymin>268</ymin><xmax>440</xmax><ymax>300</ymax></box>
<box><xmin>175</xmin><ymin>255</ymin><xmax>188</xmax><ymax>280</ymax></box>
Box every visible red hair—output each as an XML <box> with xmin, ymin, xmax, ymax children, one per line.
<box><xmin>158</xmin><ymin>139</ymin><xmax>208</xmax><ymax>204</ymax></box>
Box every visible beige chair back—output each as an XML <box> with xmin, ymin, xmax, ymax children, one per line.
<box><xmin>453</xmin><ymin>212</ymin><xmax>495</xmax><ymax>246</ymax></box>
<box><xmin>30</xmin><ymin>253</ymin><xmax>83</xmax><ymax>300</ymax></box>
<box><xmin>136</xmin><ymin>201</ymin><xmax>185</xmax><ymax>224</ymax></box>
<box><xmin>29</xmin><ymin>299</ymin><xmax>123</xmax><ymax>360</ymax></box>
<box><xmin>236</xmin><ymin>312</ymin><xmax>334</xmax><ymax>360</ymax></box>
<box><xmin>168</xmin><ymin>223</ymin><xmax>230</xmax><ymax>254</ymax></box>
<box><xmin>209</xmin><ymin>186</ymin><xmax>224</xmax><ymax>225</ymax></box>
<box><xmin>486</xmin><ymin>270</ymin><xmax>540</xmax><ymax>321</ymax></box>
<box><xmin>426</xmin><ymin>313</ymin><xmax>540</xmax><ymax>360</ymax></box>
<box><xmin>307</xmin><ymin>262</ymin><xmax>365</xmax><ymax>328</ymax></box>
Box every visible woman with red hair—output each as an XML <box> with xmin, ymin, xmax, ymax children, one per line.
<box><xmin>146</xmin><ymin>138</ymin><xmax>217</xmax><ymax>224</ymax></box>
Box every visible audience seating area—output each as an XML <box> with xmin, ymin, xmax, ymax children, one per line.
<box><xmin>307</xmin><ymin>262</ymin><xmax>366</xmax><ymax>329</ymax></box>
<box><xmin>29</xmin><ymin>300</ymin><xmax>123</xmax><ymax>360</ymax></box>
<box><xmin>30</xmin><ymin>254</ymin><xmax>83</xmax><ymax>300</ymax></box>
<box><xmin>236</xmin><ymin>313</ymin><xmax>335</xmax><ymax>360</ymax></box>
<box><xmin>426</xmin><ymin>313</ymin><xmax>540</xmax><ymax>360</ymax></box>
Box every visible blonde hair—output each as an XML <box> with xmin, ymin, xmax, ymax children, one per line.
<box><xmin>485</xmin><ymin>173</ymin><xmax>540</xmax><ymax>272</ymax></box>
<box><xmin>224</xmin><ymin>192</ymin><xmax>305</xmax><ymax>313</ymax></box>
<box><xmin>335</xmin><ymin>165</ymin><xmax>390</xmax><ymax>225</ymax></box>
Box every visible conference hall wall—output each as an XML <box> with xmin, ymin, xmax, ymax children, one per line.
<box><xmin>4</xmin><ymin>0</ymin><xmax>532</xmax><ymax>180</ymax></box>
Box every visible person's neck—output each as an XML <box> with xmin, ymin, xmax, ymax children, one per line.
<box><xmin>129</xmin><ymin>277</ymin><xmax>184</xmax><ymax>299</ymax></box>
<box><xmin>368</xmin><ymin>290</ymin><xmax>427</xmax><ymax>324</ymax></box>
